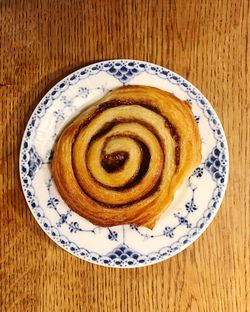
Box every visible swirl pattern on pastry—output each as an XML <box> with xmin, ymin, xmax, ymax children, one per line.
<box><xmin>52</xmin><ymin>86</ymin><xmax>201</xmax><ymax>228</ymax></box>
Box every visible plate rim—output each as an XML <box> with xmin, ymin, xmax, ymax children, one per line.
<box><xmin>19</xmin><ymin>59</ymin><xmax>229</xmax><ymax>268</ymax></box>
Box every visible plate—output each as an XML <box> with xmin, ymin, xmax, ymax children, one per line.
<box><xmin>20</xmin><ymin>60</ymin><xmax>229</xmax><ymax>268</ymax></box>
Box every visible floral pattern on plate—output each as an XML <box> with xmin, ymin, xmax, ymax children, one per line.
<box><xmin>20</xmin><ymin>60</ymin><xmax>229</xmax><ymax>267</ymax></box>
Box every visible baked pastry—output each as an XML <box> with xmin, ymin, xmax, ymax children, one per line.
<box><xmin>52</xmin><ymin>85</ymin><xmax>201</xmax><ymax>229</ymax></box>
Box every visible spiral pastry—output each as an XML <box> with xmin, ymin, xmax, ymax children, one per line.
<box><xmin>52</xmin><ymin>86</ymin><xmax>201</xmax><ymax>228</ymax></box>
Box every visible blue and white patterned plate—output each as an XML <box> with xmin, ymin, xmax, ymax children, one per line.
<box><xmin>20</xmin><ymin>60</ymin><xmax>229</xmax><ymax>268</ymax></box>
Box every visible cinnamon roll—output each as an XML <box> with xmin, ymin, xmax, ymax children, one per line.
<box><xmin>52</xmin><ymin>86</ymin><xmax>201</xmax><ymax>229</ymax></box>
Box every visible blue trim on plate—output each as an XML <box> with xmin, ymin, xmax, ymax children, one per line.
<box><xmin>19</xmin><ymin>60</ymin><xmax>229</xmax><ymax>267</ymax></box>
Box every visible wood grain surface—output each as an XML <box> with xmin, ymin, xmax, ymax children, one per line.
<box><xmin>0</xmin><ymin>0</ymin><xmax>249</xmax><ymax>311</ymax></box>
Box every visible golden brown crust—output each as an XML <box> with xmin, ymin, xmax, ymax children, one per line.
<box><xmin>52</xmin><ymin>85</ymin><xmax>202</xmax><ymax>229</ymax></box>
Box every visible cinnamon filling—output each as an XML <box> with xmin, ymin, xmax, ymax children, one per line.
<box><xmin>101</xmin><ymin>151</ymin><xmax>129</xmax><ymax>173</ymax></box>
<box><xmin>72</xmin><ymin>99</ymin><xmax>180</xmax><ymax>206</ymax></box>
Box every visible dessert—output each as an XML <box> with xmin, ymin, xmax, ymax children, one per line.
<box><xmin>52</xmin><ymin>85</ymin><xmax>201</xmax><ymax>229</ymax></box>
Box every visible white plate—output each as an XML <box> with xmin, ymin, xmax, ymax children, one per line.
<box><xmin>20</xmin><ymin>60</ymin><xmax>229</xmax><ymax>268</ymax></box>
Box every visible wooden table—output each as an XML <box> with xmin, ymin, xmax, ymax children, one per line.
<box><xmin>1</xmin><ymin>1</ymin><xmax>249</xmax><ymax>311</ymax></box>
